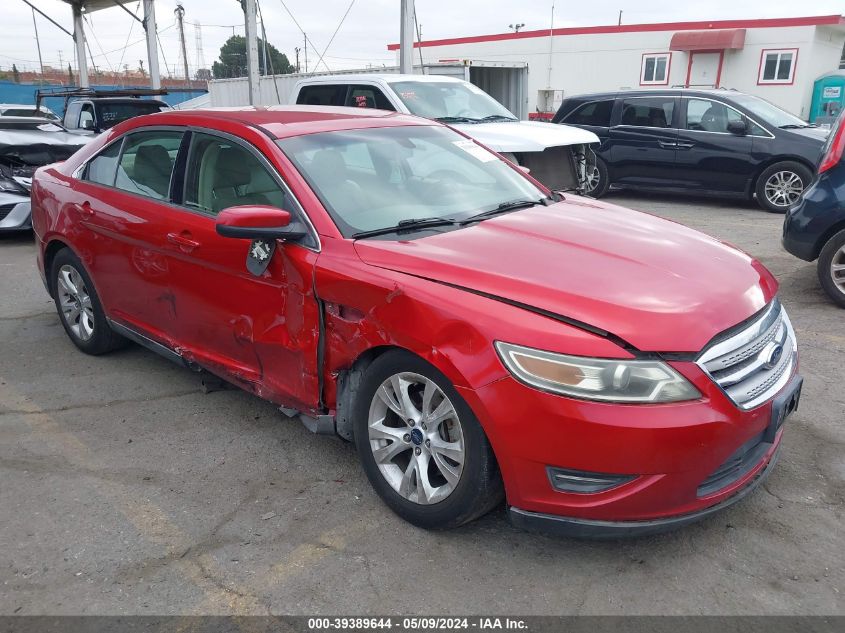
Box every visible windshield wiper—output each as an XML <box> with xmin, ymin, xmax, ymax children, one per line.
<box><xmin>435</xmin><ymin>116</ymin><xmax>477</xmax><ymax>124</ymax></box>
<box><xmin>474</xmin><ymin>114</ymin><xmax>519</xmax><ymax>123</ymax></box>
<box><xmin>460</xmin><ymin>198</ymin><xmax>548</xmax><ymax>225</ymax></box>
<box><xmin>351</xmin><ymin>217</ymin><xmax>458</xmax><ymax>239</ymax></box>
<box><xmin>779</xmin><ymin>124</ymin><xmax>811</xmax><ymax>129</ymax></box>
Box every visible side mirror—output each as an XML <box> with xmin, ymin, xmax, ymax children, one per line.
<box><xmin>215</xmin><ymin>205</ymin><xmax>306</xmax><ymax>241</ymax></box>
<box><xmin>727</xmin><ymin>120</ymin><xmax>748</xmax><ymax>136</ymax></box>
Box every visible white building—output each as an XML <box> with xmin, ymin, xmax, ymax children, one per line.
<box><xmin>389</xmin><ymin>15</ymin><xmax>845</xmax><ymax>120</ymax></box>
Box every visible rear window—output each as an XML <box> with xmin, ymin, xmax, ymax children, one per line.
<box><xmin>98</xmin><ymin>102</ymin><xmax>168</xmax><ymax>129</ymax></box>
<box><xmin>296</xmin><ymin>85</ymin><xmax>347</xmax><ymax>106</ymax></box>
<box><xmin>564</xmin><ymin>100</ymin><xmax>614</xmax><ymax>127</ymax></box>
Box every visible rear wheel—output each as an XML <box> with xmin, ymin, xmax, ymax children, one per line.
<box><xmin>353</xmin><ymin>350</ymin><xmax>504</xmax><ymax>529</ymax></box>
<box><xmin>817</xmin><ymin>229</ymin><xmax>845</xmax><ymax>308</ymax></box>
<box><xmin>51</xmin><ymin>249</ymin><xmax>124</xmax><ymax>354</ymax></box>
<box><xmin>755</xmin><ymin>161</ymin><xmax>812</xmax><ymax>213</ymax></box>
<box><xmin>583</xmin><ymin>156</ymin><xmax>610</xmax><ymax>198</ymax></box>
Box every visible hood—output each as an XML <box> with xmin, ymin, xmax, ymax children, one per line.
<box><xmin>0</xmin><ymin>126</ymin><xmax>89</xmax><ymax>189</ymax></box>
<box><xmin>452</xmin><ymin>120</ymin><xmax>600</xmax><ymax>153</ymax></box>
<box><xmin>353</xmin><ymin>197</ymin><xmax>777</xmax><ymax>353</ymax></box>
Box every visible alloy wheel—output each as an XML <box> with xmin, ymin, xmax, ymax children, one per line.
<box><xmin>584</xmin><ymin>165</ymin><xmax>601</xmax><ymax>193</ymax></box>
<box><xmin>831</xmin><ymin>244</ymin><xmax>845</xmax><ymax>296</ymax></box>
<box><xmin>367</xmin><ymin>372</ymin><xmax>465</xmax><ymax>505</ymax></box>
<box><xmin>57</xmin><ymin>264</ymin><xmax>95</xmax><ymax>341</ymax></box>
<box><xmin>764</xmin><ymin>170</ymin><xmax>804</xmax><ymax>208</ymax></box>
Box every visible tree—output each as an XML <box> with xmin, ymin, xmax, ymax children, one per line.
<box><xmin>12</xmin><ymin>64</ymin><xmax>20</xmax><ymax>83</ymax></box>
<box><xmin>67</xmin><ymin>63</ymin><xmax>74</xmax><ymax>86</ymax></box>
<box><xmin>195</xmin><ymin>68</ymin><xmax>212</xmax><ymax>81</ymax></box>
<box><xmin>212</xmin><ymin>35</ymin><xmax>294</xmax><ymax>79</ymax></box>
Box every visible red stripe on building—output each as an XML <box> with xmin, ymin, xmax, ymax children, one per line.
<box><xmin>386</xmin><ymin>15</ymin><xmax>845</xmax><ymax>51</ymax></box>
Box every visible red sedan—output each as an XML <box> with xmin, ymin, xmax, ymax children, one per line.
<box><xmin>31</xmin><ymin>106</ymin><xmax>801</xmax><ymax>537</ymax></box>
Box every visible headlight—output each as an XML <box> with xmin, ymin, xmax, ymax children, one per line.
<box><xmin>0</xmin><ymin>177</ymin><xmax>26</xmax><ymax>194</ymax></box>
<box><xmin>495</xmin><ymin>342</ymin><xmax>701</xmax><ymax>403</ymax></box>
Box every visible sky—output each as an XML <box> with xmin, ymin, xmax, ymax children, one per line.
<box><xmin>2</xmin><ymin>0</ymin><xmax>844</xmax><ymax>79</ymax></box>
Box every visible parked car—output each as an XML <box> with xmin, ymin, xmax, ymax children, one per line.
<box><xmin>553</xmin><ymin>89</ymin><xmax>828</xmax><ymax>212</ymax></box>
<box><xmin>62</xmin><ymin>97</ymin><xmax>170</xmax><ymax>135</ymax></box>
<box><xmin>0</xmin><ymin>103</ymin><xmax>59</xmax><ymax>120</ymax></box>
<box><xmin>0</xmin><ymin>117</ymin><xmax>88</xmax><ymax>232</ymax></box>
<box><xmin>290</xmin><ymin>74</ymin><xmax>600</xmax><ymax>193</ymax></box>
<box><xmin>783</xmin><ymin>109</ymin><xmax>845</xmax><ymax>307</ymax></box>
<box><xmin>32</xmin><ymin>107</ymin><xmax>801</xmax><ymax>537</ymax></box>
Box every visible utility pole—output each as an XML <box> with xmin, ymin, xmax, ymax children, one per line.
<box><xmin>142</xmin><ymin>0</ymin><xmax>161</xmax><ymax>90</ymax></box>
<box><xmin>70</xmin><ymin>2</ymin><xmax>88</xmax><ymax>88</ymax></box>
<box><xmin>194</xmin><ymin>22</ymin><xmax>206</xmax><ymax>76</ymax></box>
<box><xmin>175</xmin><ymin>3</ymin><xmax>191</xmax><ymax>83</ymax></box>
<box><xmin>399</xmin><ymin>0</ymin><xmax>415</xmax><ymax>74</ymax></box>
<box><xmin>241</xmin><ymin>0</ymin><xmax>261</xmax><ymax>105</ymax></box>
<box><xmin>295</xmin><ymin>47</ymin><xmax>301</xmax><ymax>73</ymax></box>
<box><xmin>31</xmin><ymin>7</ymin><xmax>44</xmax><ymax>84</ymax></box>
<box><xmin>304</xmin><ymin>33</ymin><xmax>308</xmax><ymax>73</ymax></box>
<box><xmin>618</xmin><ymin>10</ymin><xmax>623</xmax><ymax>26</ymax></box>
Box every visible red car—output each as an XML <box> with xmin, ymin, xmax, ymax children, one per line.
<box><xmin>31</xmin><ymin>107</ymin><xmax>802</xmax><ymax>537</ymax></box>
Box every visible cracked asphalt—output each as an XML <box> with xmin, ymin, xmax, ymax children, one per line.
<box><xmin>0</xmin><ymin>193</ymin><xmax>843</xmax><ymax>616</ymax></box>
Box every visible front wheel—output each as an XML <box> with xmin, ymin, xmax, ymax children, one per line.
<box><xmin>755</xmin><ymin>161</ymin><xmax>812</xmax><ymax>213</ymax></box>
<box><xmin>51</xmin><ymin>248</ymin><xmax>124</xmax><ymax>355</ymax></box>
<box><xmin>817</xmin><ymin>229</ymin><xmax>845</xmax><ymax>308</ymax></box>
<box><xmin>582</xmin><ymin>156</ymin><xmax>610</xmax><ymax>198</ymax></box>
<box><xmin>353</xmin><ymin>350</ymin><xmax>503</xmax><ymax>529</ymax></box>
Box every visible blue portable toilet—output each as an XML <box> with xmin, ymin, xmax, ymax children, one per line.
<box><xmin>810</xmin><ymin>70</ymin><xmax>845</xmax><ymax>125</ymax></box>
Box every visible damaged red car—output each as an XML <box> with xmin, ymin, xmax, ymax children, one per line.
<box><xmin>31</xmin><ymin>106</ymin><xmax>801</xmax><ymax>537</ymax></box>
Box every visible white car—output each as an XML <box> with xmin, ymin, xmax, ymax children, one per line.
<box><xmin>0</xmin><ymin>103</ymin><xmax>59</xmax><ymax>121</ymax></box>
<box><xmin>0</xmin><ymin>117</ymin><xmax>89</xmax><ymax>232</ymax></box>
<box><xmin>290</xmin><ymin>74</ymin><xmax>600</xmax><ymax>192</ymax></box>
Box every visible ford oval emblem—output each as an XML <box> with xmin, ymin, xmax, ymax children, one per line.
<box><xmin>764</xmin><ymin>344</ymin><xmax>784</xmax><ymax>370</ymax></box>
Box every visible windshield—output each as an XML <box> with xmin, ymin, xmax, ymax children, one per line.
<box><xmin>390</xmin><ymin>80</ymin><xmax>517</xmax><ymax>122</ymax></box>
<box><xmin>729</xmin><ymin>94</ymin><xmax>809</xmax><ymax>128</ymax></box>
<box><xmin>98</xmin><ymin>102</ymin><xmax>167</xmax><ymax>129</ymax></box>
<box><xmin>278</xmin><ymin>125</ymin><xmax>544</xmax><ymax>237</ymax></box>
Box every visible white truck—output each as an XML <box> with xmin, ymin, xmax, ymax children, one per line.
<box><xmin>288</xmin><ymin>74</ymin><xmax>599</xmax><ymax>193</ymax></box>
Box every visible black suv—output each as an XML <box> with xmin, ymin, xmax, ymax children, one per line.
<box><xmin>553</xmin><ymin>89</ymin><xmax>828</xmax><ymax>212</ymax></box>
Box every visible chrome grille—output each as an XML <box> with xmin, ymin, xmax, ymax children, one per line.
<box><xmin>697</xmin><ymin>300</ymin><xmax>797</xmax><ymax>410</ymax></box>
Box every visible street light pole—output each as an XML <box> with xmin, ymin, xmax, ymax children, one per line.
<box><xmin>399</xmin><ymin>0</ymin><xmax>415</xmax><ymax>74</ymax></box>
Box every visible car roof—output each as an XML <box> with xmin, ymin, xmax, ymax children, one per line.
<box><xmin>0</xmin><ymin>116</ymin><xmax>59</xmax><ymax>124</ymax></box>
<box><xmin>132</xmin><ymin>105</ymin><xmax>437</xmax><ymax>139</ymax></box>
<box><xmin>73</xmin><ymin>97</ymin><xmax>169</xmax><ymax>104</ymax></box>
<box><xmin>567</xmin><ymin>88</ymin><xmax>751</xmax><ymax>101</ymax></box>
<box><xmin>297</xmin><ymin>73</ymin><xmax>463</xmax><ymax>84</ymax></box>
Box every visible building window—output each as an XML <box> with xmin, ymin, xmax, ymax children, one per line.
<box><xmin>640</xmin><ymin>53</ymin><xmax>671</xmax><ymax>85</ymax></box>
<box><xmin>758</xmin><ymin>49</ymin><xmax>798</xmax><ymax>85</ymax></box>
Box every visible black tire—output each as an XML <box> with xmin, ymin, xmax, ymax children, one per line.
<box><xmin>754</xmin><ymin>161</ymin><xmax>813</xmax><ymax>213</ymax></box>
<box><xmin>817</xmin><ymin>229</ymin><xmax>845</xmax><ymax>308</ymax></box>
<box><xmin>352</xmin><ymin>350</ymin><xmax>504</xmax><ymax>529</ymax></box>
<box><xmin>50</xmin><ymin>248</ymin><xmax>124</xmax><ymax>355</ymax></box>
<box><xmin>583</xmin><ymin>156</ymin><xmax>610</xmax><ymax>198</ymax></box>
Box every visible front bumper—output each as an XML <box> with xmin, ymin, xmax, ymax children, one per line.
<box><xmin>457</xmin><ymin>362</ymin><xmax>799</xmax><ymax>536</ymax></box>
<box><xmin>0</xmin><ymin>193</ymin><xmax>32</xmax><ymax>231</ymax></box>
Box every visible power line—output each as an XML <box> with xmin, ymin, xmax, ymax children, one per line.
<box><xmin>313</xmin><ymin>0</ymin><xmax>357</xmax><ymax>73</ymax></box>
<box><xmin>277</xmin><ymin>0</ymin><xmax>323</xmax><ymax>73</ymax></box>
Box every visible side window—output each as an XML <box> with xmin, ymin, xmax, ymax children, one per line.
<box><xmin>565</xmin><ymin>100</ymin><xmax>614</xmax><ymax>126</ymax></box>
<box><xmin>296</xmin><ymin>85</ymin><xmax>347</xmax><ymax>106</ymax></box>
<box><xmin>83</xmin><ymin>141</ymin><xmax>122</xmax><ymax>186</ymax></box>
<box><xmin>619</xmin><ymin>97</ymin><xmax>675</xmax><ymax>128</ymax></box>
<box><xmin>684</xmin><ymin>99</ymin><xmax>743</xmax><ymax>133</ymax></box>
<box><xmin>114</xmin><ymin>130</ymin><xmax>183</xmax><ymax>200</ymax></box>
<box><xmin>184</xmin><ymin>133</ymin><xmax>286</xmax><ymax>215</ymax></box>
<box><xmin>346</xmin><ymin>85</ymin><xmax>395</xmax><ymax>111</ymax></box>
<box><xmin>64</xmin><ymin>101</ymin><xmax>81</xmax><ymax>127</ymax></box>
<box><xmin>79</xmin><ymin>104</ymin><xmax>95</xmax><ymax>130</ymax></box>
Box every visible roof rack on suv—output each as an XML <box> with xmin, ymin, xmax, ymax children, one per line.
<box><xmin>35</xmin><ymin>87</ymin><xmax>169</xmax><ymax>109</ymax></box>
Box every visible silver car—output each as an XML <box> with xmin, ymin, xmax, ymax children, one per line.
<box><xmin>0</xmin><ymin>117</ymin><xmax>88</xmax><ymax>232</ymax></box>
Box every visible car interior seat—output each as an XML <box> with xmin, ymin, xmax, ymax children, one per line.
<box><xmin>132</xmin><ymin>144</ymin><xmax>173</xmax><ymax>198</ymax></box>
<box><xmin>210</xmin><ymin>147</ymin><xmax>272</xmax><ymax>213</ymax></box>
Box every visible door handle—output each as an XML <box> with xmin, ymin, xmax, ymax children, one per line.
<box><xmin>658</xmin><ymin>141</ymin><xmax>678</xmax><ymax>149</ymax></box>
<box><xmin>72</xmin><ymin>201</ymin><xmax>95</xmax><ymax>217</ymax></box>
<box><xmin>675</xmin><ymin>142</ymin><xmax>695</xmax><ymax>150</ymax></box>
<box><xmin>167</xmin><ymin>231</ymin><xmax>201</xmax><ymax>252</ymax></box>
